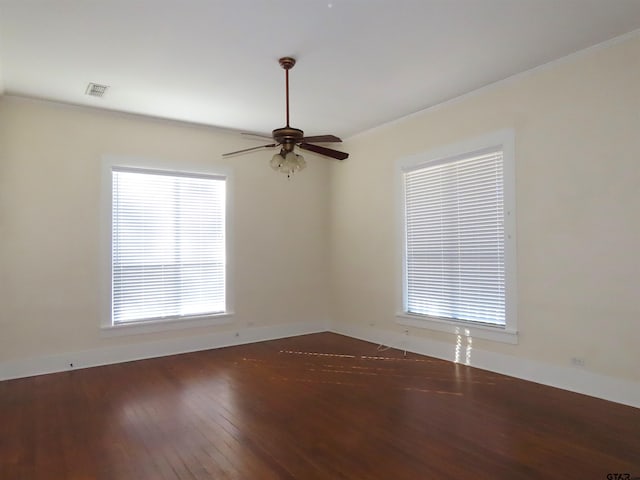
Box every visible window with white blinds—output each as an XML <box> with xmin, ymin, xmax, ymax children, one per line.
<box><xmin>111</xmin><ymin>168</ymin><xmax>226</xmax><ymax>325</ymax></box>
<box><xmin>403</xmin><ymin>147</ymin><xmax>506</xmax><ymax>327</ymax></box>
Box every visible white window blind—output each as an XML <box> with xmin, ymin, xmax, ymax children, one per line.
<box><xmin>404</xmin><ymin>148</ymin><xmax>505</xmax><ymax>326</ymax></box>
<box><xmin>111</xmin><ymin>168</ymin><xmax>226</xmax><ymax>324</ymax></box>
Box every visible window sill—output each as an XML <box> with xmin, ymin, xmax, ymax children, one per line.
<box><xmin>101</xmin><ymin>312</ymin><xmax>234</xmax><ymax>337</ymax></box>
<box><xmin>396</xmin><ymin>312</ymin><xmax>518</xmax><ymax>344</ymax></box>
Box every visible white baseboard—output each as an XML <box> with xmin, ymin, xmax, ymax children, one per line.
<box><xmin>332</xmin><ymin>323</ymin><xmax>640</xmax><ymax>409</ymax></box>
<box><xmin>3</xmin><ymin>320</ymin><xmax>638</xmax><ymax>409</ymax></box>
<box><xmin>0</xmin><ymin>320</ymin><xmax>328</xmax><ymax>382</ymax></box>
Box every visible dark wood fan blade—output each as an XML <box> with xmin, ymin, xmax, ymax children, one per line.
<box><xmin>300</xmin><ymin>135</ymin><xmax>342</xmax><ymax>143</ymax></box>
<box><xmin>241</xmin><ymin>132</ymin><xmax>274</xmax><ymax>141</ymax></box>
<box><xmin>222</xmin><ymin>144</ymin><xmax>277</xmax><ymax>157</ymax></box>
<box><xmin>299</xmin><ymin>143</ymin><xmax>349</xmax><ymax>160</ymax></box>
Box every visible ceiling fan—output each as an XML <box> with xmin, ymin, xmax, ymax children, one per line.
<box><xmin>222</xmin><ymin>56</ymin><xmax>349</xmax><ymax>177</ymax></box>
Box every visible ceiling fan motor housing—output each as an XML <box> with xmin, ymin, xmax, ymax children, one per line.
<box><xmin>273</xmin><ymin>126</ymin><xmax>303</xmax><ymax>152</ymax></box>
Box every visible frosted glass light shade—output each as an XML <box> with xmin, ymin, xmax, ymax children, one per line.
<box><xmin>270</xmin><ymin>153</ymin><xmax>283</xmax><ymax>170</ymax></box>
<box><xmin>270</xmin><ymin>150</ymin><xmax>306</xmax><ymax>177</ymax></box>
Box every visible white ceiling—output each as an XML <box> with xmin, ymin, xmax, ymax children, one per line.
<box><xmin>1</xmin><ymin>0</ymin><xmax>640</xmax><ymax>139</ymax></box>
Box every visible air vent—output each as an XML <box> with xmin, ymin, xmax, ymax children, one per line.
<box><xmin>85</xmin><ymin>82</ymin><xmax>109</xmax><ymax>97</ymax></box>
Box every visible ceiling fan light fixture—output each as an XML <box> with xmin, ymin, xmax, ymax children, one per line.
<box><xmin>270</xmin><ymin>150</ymin><xmax>306</xmax><ymax>177</ymax></box>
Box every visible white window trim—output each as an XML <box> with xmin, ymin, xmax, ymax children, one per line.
<box><xmin>100</xmin><ymin>155</ymin><xmax>234</xmax><ymax>336</ymax></box>
<box><xmin>395</xmin><ymin>129</ymin><xmax>518</xmax><ymax>344</ymax></box>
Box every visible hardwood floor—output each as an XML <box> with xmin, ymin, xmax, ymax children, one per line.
<box><xmin>1</xmin><ymin>332</ymin><xmax>638</xmax><ymax>479</ymax></box>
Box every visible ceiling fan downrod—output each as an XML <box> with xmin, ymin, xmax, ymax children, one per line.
<box><xmin>279</xmin><ymin>56</ymin><xmax>296</xmax><ymax>128</ymax></box>
<box><xmin>272</xmin><ymin>57</ymin><xmax>304</xmax><ymax>153</ymax></box>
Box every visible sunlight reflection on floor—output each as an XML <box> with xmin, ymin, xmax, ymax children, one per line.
<box><xmin>454</xmin><ymin>328</ymin><xmax>473</xmax><ymax>365</ymax></box>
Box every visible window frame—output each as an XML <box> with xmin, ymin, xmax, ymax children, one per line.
<box><xmin>396</xmin><ymin>130</ymin><xmax>518</xmax><ymax>344</ymax></box>
<box><xmin>100</xmin><ymin>155</ymin><xmax>234</xmax><ymax>335</ymax></box>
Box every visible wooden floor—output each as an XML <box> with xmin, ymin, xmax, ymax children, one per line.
<box><xmin>1</xmin><ymin>333</ymin><xmax>638</xmax><ymax>479</ymax></box>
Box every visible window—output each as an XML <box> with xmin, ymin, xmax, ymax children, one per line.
<box><xmin>398</xmin><ymin>130</ymin><xmax>517</xmax><ymax>342</ymax></box>
<box><xmin>109</xmin><ymin>166</ymin><xmax>227</xmax><ymax>326</ymax></box>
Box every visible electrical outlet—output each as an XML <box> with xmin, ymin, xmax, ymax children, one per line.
<box><xmin>571</xmin><ymin>357</ymin><xmax>586</xmax><ymax>367</ymax></box>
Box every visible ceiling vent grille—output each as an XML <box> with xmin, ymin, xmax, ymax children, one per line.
<box><xmin>85</xmin><ymin>82</ymin><xmax>109</xmax><ymax>97</ymax></box>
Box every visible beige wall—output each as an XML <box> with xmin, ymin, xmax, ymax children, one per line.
<box><xmin>0</xmin><ymin>97</ymin><xmax>331</xmax><ymax>362</ymax></box>
<box><xmin>331</xmin><ymin>34</ymin><xmax>640</xmax><ymax>383</ymax></box>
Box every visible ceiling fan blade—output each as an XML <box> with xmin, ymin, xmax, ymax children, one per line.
<box><xmin>300</xmin><ymin>135</ymin><xmax>342</xmax><ymax>143</ymax></box>
<box><xmin>241</xmin><ymin>132</ymin><xmax>274</xmax><ymax>141</ymax></box>
<box><xmin>222</xmin><ymin>144</ymin><xmax>277</xmax><ymax>157</ymax></box>
<box><xmin>299</xmin><ymin>143</ymin><xmax>349</xmax><ymax>160</ymax></box>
